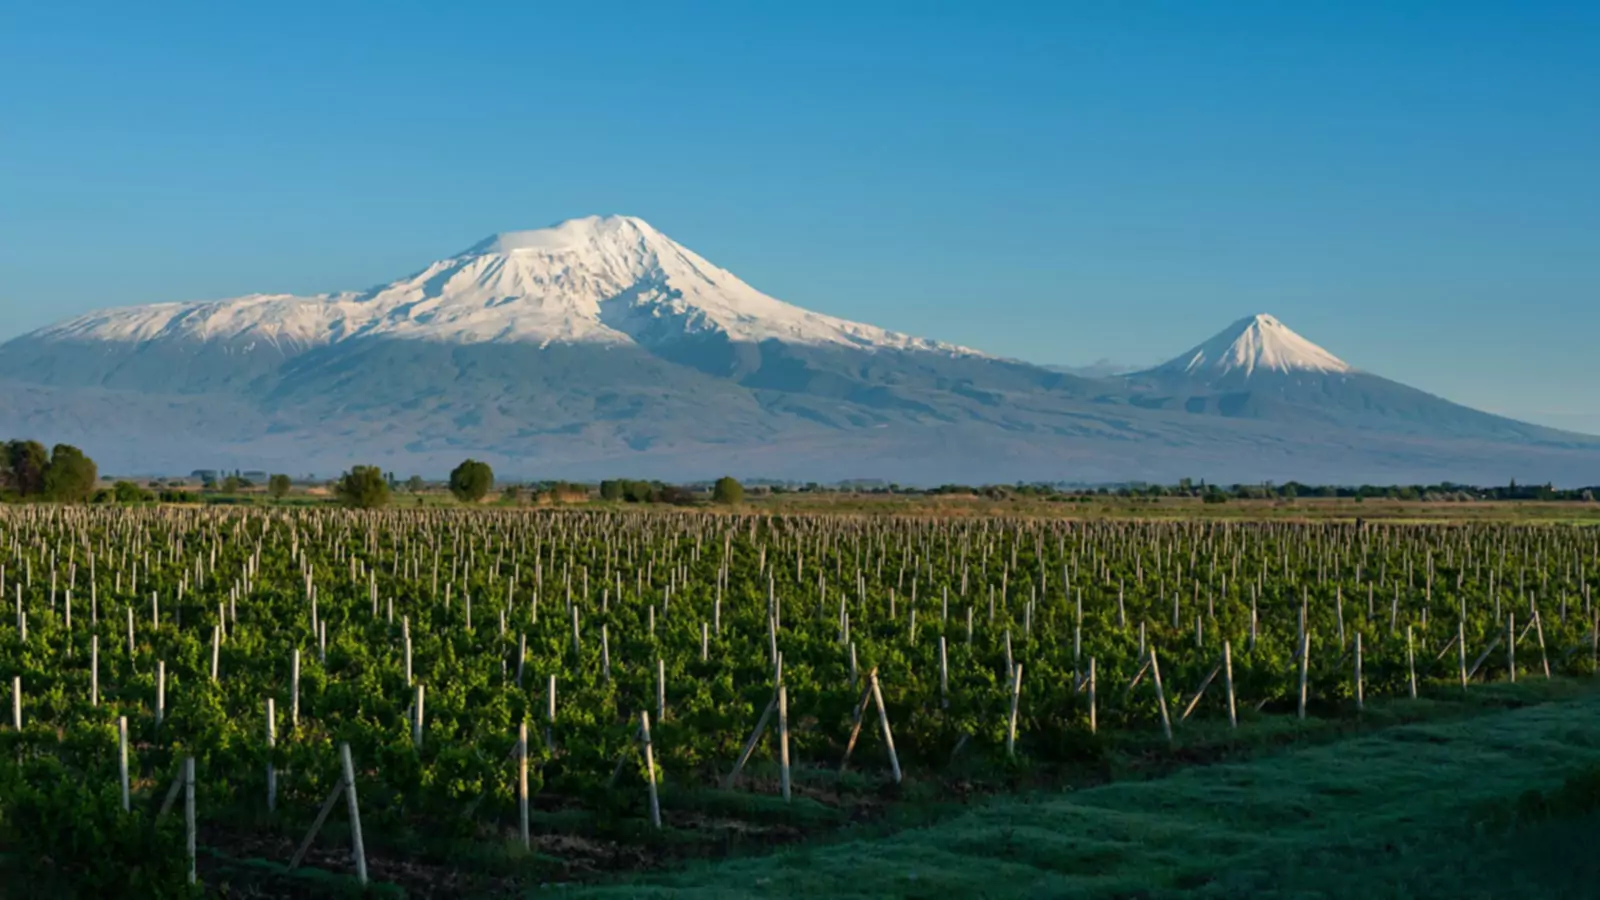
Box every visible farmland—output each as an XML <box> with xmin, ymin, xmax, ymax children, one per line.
<box><xmin>1</xmin><ymin>505</ymin><xmax>1598</xmax><ymax>897</ymax></box>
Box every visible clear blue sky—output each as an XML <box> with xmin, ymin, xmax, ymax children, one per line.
<box><xmin>3</xmin><ymin>2</ymin><xmax>1597</xmax><ymax>431</ymax></box>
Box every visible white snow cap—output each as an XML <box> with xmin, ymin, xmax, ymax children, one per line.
<box><xmin>1158</xmin><ymin>313</ymin><xmax>1351</xmax><ymax>378</ymax></box>
<box><xmin>27</xmin><ymin>215</ymin><xmax>977</xmax><ymax>356</ymax></box>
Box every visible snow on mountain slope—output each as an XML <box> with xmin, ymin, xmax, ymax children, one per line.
<box><xmin>22</xmin><ymin>215</ymin><xmax>976</xmax><ymax>356</ymax></box>
<box><xmin>1150</xmin><ymin>313</ymin><xmax>1351</xmax><ymax>379</ymax></box>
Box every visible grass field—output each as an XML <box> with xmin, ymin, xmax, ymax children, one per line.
<box><xmin>567</xmin><ymin>679</ymin><xmax>1600</xmax><ymax>899</ymax></box>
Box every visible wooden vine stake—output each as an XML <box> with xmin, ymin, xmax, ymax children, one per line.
<box><xmin>1406</xmin><ymin>626</ymin><xmax>1417</xmax><ymax>699</ymax></box>
<box><xmin>1150</xmin><ymin>645</ymin><xmax>1173</xmax><ymax>745</ymax></box>
<box><xmin>778</xmin><ymin>684</ymin><xmax>792</xmax><ymax>802</ymax></box>
<box><xmin>1088</xmin><ymin>656</ymin><xmax>1098</xmax><ymax>735</ymax></box>
<box><xmin>266</xmin><ymin>698</ymin><xmax>277</xmax><ymax>813</ymax></box>
<box><xmin>118</xmin><ymin>715</ymin><xmax>130</xmax><ymax>812</ymax></box>
<box><xmin>518</xmin><ymin>722</ymin><xmax>530</xmax><ymax>850</ymax></box>
<box><xmin>288</xmin><ymin>743</ymin><xmax>368</xmax><ymax>886</ymax></box>
<box><xmin>870</xmin><ymin>671</ymin><xmax>903</xmax><ymax>783</ymax></box>
<box><xmin>1296</xmin><ymin>630</ymin><xmax>1310</xmax><ymax>720</ymax></box>
<box><xmin>1006</xmin><ymin>663</ymin><xmax>1023</xmax><ymax>759</ymax></box>
<box><xmin>727</xmin><ymin>692</ymin><xmax>778</xmax><ymax>788</ymax></box>
<box><xmin>1223</xmin><ymin>640</ymin><xmax>1237</xmax><ymax>729</ymax></box>
<box><xmin>641</xmin><ymin>711</ymin><xmax>661</xmax><ymax>829</ymax></box>
<box><xmin>1354</xmin><ymin>632</ymin><xmax>1364</xmax><ymax>712</ymax></box>
<box><xmin>184</xmin><ymin>757</ymin><xmax>196</xmax><ymax>885</ymax></box>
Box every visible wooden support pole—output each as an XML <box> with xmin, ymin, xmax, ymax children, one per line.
<box><xmin>1006</xmin><ymin>663</ymin><xmax>1023</xmax><ymax>759</ymax></box>
<box><xmin>1407</xmin><ymin>626</ymin><xmax>1417</xmax><ymax>698</ymax></box>
<box><xmin>413</xmin><ymin>683</ymin><xmax>425</xmax><ymax>749</ymax></box>
<box><xmin>184</xmin><ymin>757</ymin><xmax>196</xmax><ymax>885</ymax></box>
<box><xmin>1354</xmin><ymin>632</ymin><xmax>1364</xmax><ymax>711</ymax></box>
<box><xmin>641</xmin><ymin>711</ymin><xmax>661</xmax><ymax>829</ymax></box>
<box><xmin>1150</xmin><ymin>646</ymin><xmax>1173</xmax><ymax>744</ymax></box>
<box><xmin>1297</xmin><ymin>630</ymin><xmax>1310</xmax><ymax>720</ymax></box>
<box><xmin>156</xmin><ymin>662</ymin><xmax>165</xmax><ymax>726</ymax></box>
<box><xmin>266</xmin><ymin>698</ymin><xmax>277</xmax><ymax>813</ymax></box>
<box><xmin>341</xmin><ymin>743</ymin><xmax>368</xmax><ymax>886</ymax></box>
<box><xmin>118</xmin><ymin>715</ymin><xmax>130</xmax><ymax>812</ymax></box>
<box><xmin>1223</xmin><ymin>640</ymin><xmax>1237</xmax><ymax>729</ymax></box>
<box><xmin>778</xmin><ymin>684</ymin><xmax>791</xmax><ymax>803</ymax></box>
<box><xmin>291</xmin><ymin>649</ymin><xmax>300</xmax><ymax>728</ymax></box>
<box><xmin>1179</xmin><ymin>660</ymin><xmax>1223</xmax><ymax>722</ymax></box>
<box><xmin>289</xmin><ymin>777</ymin><xmax>345</xmax><ymax>871</ymax></box>
<box><xmin>518</xmin><ymin>722</ymin><xmax>530</xmax><ymax>850</ymax></box>
<box><xmin>870</xmin><ymin>672</ymin><xmax>903</xmax><ymax>784</ymax></box>
<box><xmin>1088</xmin><ymin>656</ymin><xmax>1098</xmax><ymax>734</ymax></box>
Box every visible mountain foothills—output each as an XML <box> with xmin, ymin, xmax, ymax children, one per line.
<box><xmin>0</xmin><ymin>215</ymin><xmax>1594</xmax><ymax>484</ymax></box>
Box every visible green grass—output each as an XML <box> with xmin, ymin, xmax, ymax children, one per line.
<box><xmin>561</xmin><ymin>680</ymin><xmax>1600</xmax><ymax>899</ymax></box>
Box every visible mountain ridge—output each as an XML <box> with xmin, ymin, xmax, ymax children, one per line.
<box><xmin>2</xmin><ymin>216</ymin><xmax>1595</xmax><ymax>483</ymax></box>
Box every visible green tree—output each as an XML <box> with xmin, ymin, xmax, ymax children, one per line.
<box><xmin>268</xmin><ymin>474</ymin><xmax>292</xmax><ymax>499</ymax></box>
<box><xmin>712</xmin><ymin>475</ymin><xmax>744</xmax><ymax>504</ymax></box>
<box><xmin>220</xmin><ymin>475</ymin><xmax>243</xmax><ymax>493</ymax></box>
<box><xmin>113</xmin><ymin>481</ymin><xmax>147</xmax><ymax>504</ymax></box>
<box><xmin>43</xmin><ymin>444</ymin><xmax>98</xmax><ymax>502</ymax></box>
<box><xmin>599</xmin><ymin>480</ymin><xmax>624</xmax><ymax>501</ymax></box>
<box><xmin>4</xmin><ymin>440</ymin><xmax>50</xmax><ymax>497</ymax></box>
<box><xmin>336</xmin><ymin>465</ymin><xmax>391</xmax><ymax>509</ymax></box>
<box><xmin>405</xmin><ymin>475</ymin><xmax>426</xmax><ymax>493</ymax></box>
<box><xmin>448</xmin><ymin>459</ymin><xmax>494</xmax><ymax>503</ymax></box>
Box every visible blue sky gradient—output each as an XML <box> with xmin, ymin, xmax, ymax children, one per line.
<box><xmin>2</xmin><ymin>2</ymin><xmax>1596</xmax><ymax>431</ymax></box>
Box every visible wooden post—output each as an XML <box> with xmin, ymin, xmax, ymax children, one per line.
<box><xmin>413</xmin><ymin>683</ymin><xmax>425</xmax><ymax>748</ymax></box>
<box><xmin>656</xmin><ymin>657</ymin><xmax>666</xmax><ymax>722</ymax></box>
<box><xmin>1533</xmin><ymin>609</ymin><xmax>1550</xmax><ymax>679</ymax></box>
<box><xmin>266</xmin><ymin>698</ymin><xmax>277</xmax><ymax>813</ymax></box>
<box><xmin>1006</xmin><ymin>663</ymin><xmax>1023</xmax><ymax>759</ymax></box>
<box><xmin>1223</xmin><ymin>640</ymin><xmax>1237</xmax><ymax>729</ymax></box>
<box><xmin>518</xmin><ymin>722</ymin><xmax>530</xmax><ymax>850</ymax></box>
<box><xmin>127</xmin><ymin>606</ymin><xmax>135</xmax><ymax>658</ymax></box>
<box><xmin>1458</xmin><ymin>620</ymin><xmax>1468</xmax><ymax>690</ymax></box>
<box><xmin>1150</xmin><ymin>646</ymin><xmax>1173</xmax><ymax>744</ymax></box>
<box><xmin>1508</xmin><ymin>613</ymin><xmax>1516</xmax><ymax>683</ymax></box>
<box><xmin>118</xmin><ymin>716</ymin><xmax>130</xmax><ymax>812</ymax></box>
<box><xmin>726</xmin><ymin>693</ymin><xmax>777</xmax><ymax>787</ymax></box>
<box><xmin>1354</xmin><ymin>632</ymin><xmax>1364</xmax><ymax>712</ymax></box>
<box><xmin>546</xmin><ymin>674</ymin><xmax>557</xmax><ymax>752</ymax></box>
<box><xmin>641</xmin><ymin>711</ymin><xmax>661</xmax><ymax>829</ymax></box>
<box><xmin>1407</xmin><ymin>626</ymin><xmax>1417</xmax><ymax>699</ymax></box>
<box><xmin>1297</xmin><ymin>630</ymin><xmax>1310</xmax><ymax>720</ymax></box>
<box><xmin>157</xmin><ymin>661</ymin><xmax>165</xmax><ymax>726</ymax></box>
<box><xmin>403</xmin><ymin>619</ymin><xmax>413</xmax><ymax>686</ymax></box>
<box><xmin>778</xmin><ymin>684</ymin><xmax>791</xmax><ymax>802</ymax></box>
<box><xmin>939</xmin><ymin>636</ymin><xmax>949</xmax><ymax>708</ymax></box>
<box><xmin>870</xmin><ymin>672</ymin><xmax>902</xmax><ymax>784</ymax></box>
<box><xmin>340</xmin><ymin>743</ymin><xmax>368</xmax><ymax>886</ymax></box>
<box><xmin>1088</xmin><ymin>656</ymin><xmax>1098</xmax><ymax>734</ymax></box>
<box><xmin>291</xmin><ymin>649</ymin><xmax>301</xmax><ymax>728</ymax></box>
<box><xmin>211</xmin><ymin>625</ymin><xmax>221</xmax><ymax>682</ymax></box>
<box><xmin>289</xmin><ymin>778</ymin><xmax>345</xmax><ymax>871</ymax></box>
<box><xmin>184</xmin><ymin>757</ymin><xmax>196</xmax><ymax>885</ymax></box>
<box><xmin>91</xmin><ymin>635</ymin><xmax>99</xmax><ymax>706</ymax></box>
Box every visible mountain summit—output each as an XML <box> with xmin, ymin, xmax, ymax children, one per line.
<box><xmin>1</xmin><ymin>223</ymin><xmax>1594</xmax><ymax>484</ymax></box>
<box><xmin>31</xmin><ymin>215</ymin><xmax>972</xmax><ymax>356</ymax></box>
<box><xmin>1150</xmin><ymin>313</ymin><xmax>1351</xmax><ymax>381</ymax></box>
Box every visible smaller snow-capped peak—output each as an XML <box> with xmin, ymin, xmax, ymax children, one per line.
<box><xmin>1155</xmin><ymin>313</ymin><xmax>1351</xmax><ymax>379</ymax></box>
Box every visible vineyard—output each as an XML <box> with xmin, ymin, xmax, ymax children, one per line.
<box><xmin>1</xmin><ymin>506</ymin><xmax>1597</xmax><ymax>896</ymax></box>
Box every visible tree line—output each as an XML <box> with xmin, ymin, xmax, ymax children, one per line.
<box><xmin>0</xmin><ymin>439</ymin><xmax>99</xmax><ymax>502</ymax></box>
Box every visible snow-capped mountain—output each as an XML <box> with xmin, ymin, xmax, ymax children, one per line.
<box><xmin>1</xmin><ymin>222</ymin><xmax>1595</xmax><ymax>484</ymax></box>
<box><xmin>1147</xmin><ymin>313</ymin><xmax>1351</xmax><ymax>381</ymax></box>
<box><xmin>31</xmin><ymin>215</ymin><xmax>973</xmax><ymax>356</ymax></box>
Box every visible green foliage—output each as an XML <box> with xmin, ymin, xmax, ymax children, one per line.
<box><xmin>448</xmin><ymin>459</ymin><xmax>495</xmax><ymax>503</ymax></box>
<box><xmin>405</xmin><ymin>475</ymin><xmax>426</xmax><ymax>493</ymax></box>
<box><xmin>712</xmin><ymin>476</ymin><xmax>744</xmax><ymax>504</ymax></box>
<box><xmin>113</xmin><ymin>480</ymin><xmax>152</xmax><ymax>504</ymax></box>
<box><xmin>0</xmin><ymin>753</ymin><xmax>194</xmax><ymax>896</ymax></box>
<box><xmin>267</xmin><ymin>474</ymin><xmax>292</xmax><ymax>498</ymax></box>
<box><xmin>336</xmin><ymin>465</ymin><xmax>391</xmax><ymax>508</ymax></box>
<box><xmin>43</xmin><ymin>443</ymin><xmax>98</xmax><ymax>502</ymax></box>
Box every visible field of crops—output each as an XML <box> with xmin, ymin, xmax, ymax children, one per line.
<box><xmin>1</xmin><ymin>506</ymin><xmax>1596</xmax><ymax>896</ymax></box>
